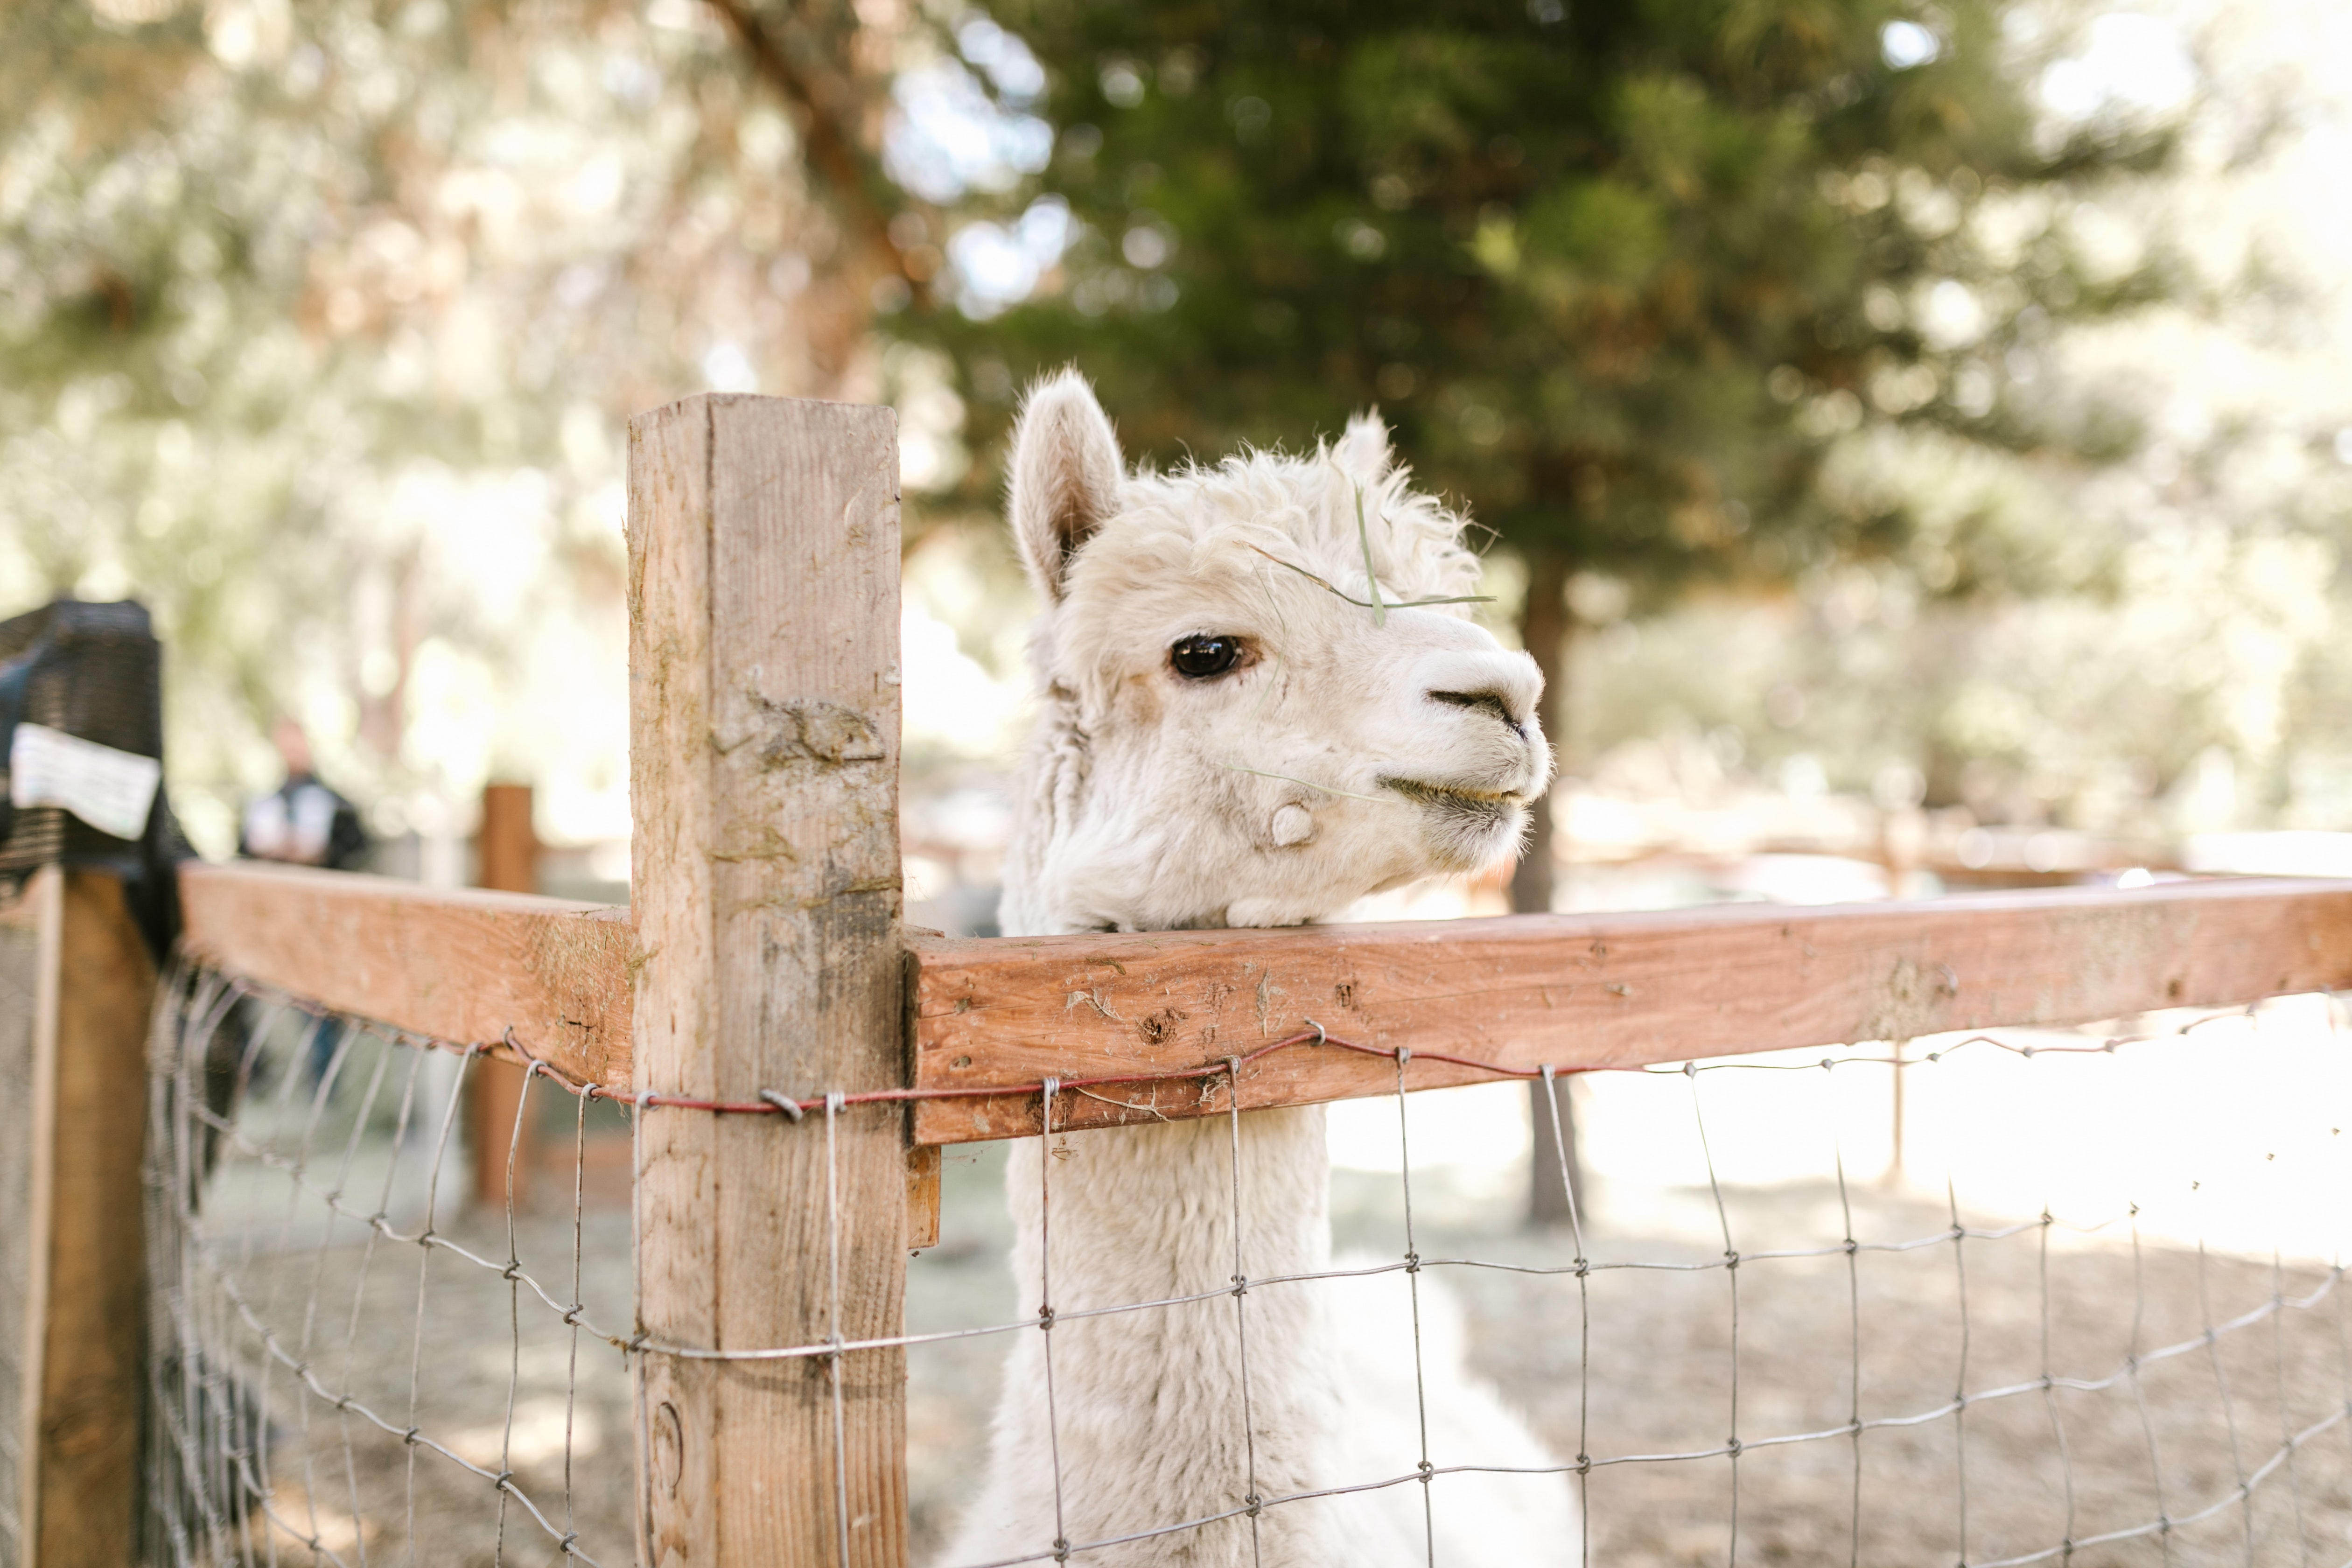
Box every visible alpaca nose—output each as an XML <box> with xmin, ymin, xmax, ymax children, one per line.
<box><xmin>1415</xmin><ymin>650</ymin><xmax>1543</xmax><ymax>736</ymax></box>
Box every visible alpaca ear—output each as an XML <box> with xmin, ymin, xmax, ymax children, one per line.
<box><xmin>1009</xmin><ymin>370</ymin><xmax>1124</xmax><ymax>604</ymax></box>
<box><xmin>1333</xmin><ymin>410</ymin><xmax>1393</xmax><ymax>488</ymax></box>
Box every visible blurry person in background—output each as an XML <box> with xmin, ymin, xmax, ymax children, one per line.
<box><xmin>239</xmin><ymin>716</ymin><xmax>369</xmax><ymax>872</ymax></box>
<box><xmin>225</xmin><ymin>716</ymin><xmax>372</xmax><ymax>1097</ymax></box>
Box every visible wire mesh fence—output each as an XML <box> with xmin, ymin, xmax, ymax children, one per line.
<box><xmin>145</xmin><ymin>965</ymin><xmax>639</xmax><ymax>1566</ymax></box>
<box><xmin>893</xmin><ymin>996</ymin><xmax>2352</xmax><ymax>1568</ymax></box>
<box><xmin>146</xmin><ymin>949</ymin><xmax>2352</xmax><ymax>1567</ymax></box>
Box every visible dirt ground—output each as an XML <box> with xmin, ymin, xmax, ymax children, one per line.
<box><xmin>173</xmin><ymin>1057</ymin><xmax>2352</xmax><ymax>1568</ymax></box>
<box><xmin>159</xmin><ymin>1203</ymin><xmax>640</xmax><ymax>1568</ymax></box>
<box><xmin>906</xmin><ymin>1146</ymin><xmax>2352</xmax><ymax>1568</ymax></box>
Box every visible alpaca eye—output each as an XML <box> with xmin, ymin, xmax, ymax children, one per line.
<box><xmin>1169</xmin><ymin>635</ymin><xmax>1243</xmax><ymax>679</ymax></box>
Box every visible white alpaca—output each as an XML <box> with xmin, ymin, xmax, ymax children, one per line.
<box><xmin>941</xmin><ymin>373</ymin><xmax>1581</xmax><ymax>1568</ymax></box>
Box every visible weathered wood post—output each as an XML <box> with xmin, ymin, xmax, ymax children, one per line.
<box><xmin>3</xmin><ymin>867</ymin><xmax>159</xmax><ymax>1567</ymax></box>
<box><xmin>628</xmin><ymin>394</ymin><xmax>908</xmax><ymax>1565</ymax></box>
<box><xmin>470</xmin><ymin>781</ymin><xmax>541</xmax><ymax>1208</ymax></box>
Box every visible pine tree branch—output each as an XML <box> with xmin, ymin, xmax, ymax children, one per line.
<box><xmin>702</xmin><ymin>0</ymin><xmax>922</xmax><ymax>301</ymax></box>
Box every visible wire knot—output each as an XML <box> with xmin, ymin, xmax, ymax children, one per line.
<box><xmin>402</xmin><ymin>1427</ymin><xmax>422</xmax><ymax>1446</ymax></box>
<box><xmin>1244</xmin><ymin>1492</ymin><xmax>1263</xmax><ymax>1517</ymax></box>
<box><xmin>1725</xmin><ymin>1437</ymin><xmax>1743</xmax><ymax>1457</ymax></box>
<box><xmin>1403</xmin><ymin>1250</ymin><xmax>1421</xmax><ymax>1273</ymax></box>
<box><xmin>757</xmin><ymin>1089</ymin><xmax>805</xmax><ymax>1122</ymax></box>
<box><xmin>1053</xmin><ymin>1539</ymin><xmax>1071</xmax><ymax>1562</ymax></box>
<box><xmin>502</xmin><ymin>1259</ymin><xmax>524</xmax><ymax>1281</ymax></box>
<box><xmin>1037</xmin><ymin>1303</ymin><xmax>1056</xmax><ymax>1330</ymax></box>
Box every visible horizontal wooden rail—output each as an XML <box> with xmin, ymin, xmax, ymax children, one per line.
<box><xmin>177</xmin><ymin>863</ymin><xmax>2352</xmax><ymax>1146</ymax></box>
<box><xmin>907</xmin><ymin>877</ymin><xmax>2352</xmax><ymax>1143</ymax></box>
<box><xmin>176</xmin><ymin>861</ymin><xmax>634</xmax><ymax>1090</ymax></box>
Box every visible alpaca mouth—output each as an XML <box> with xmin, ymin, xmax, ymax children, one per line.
<box><xmin>1377</xmin><ymin>776</ymin><xmax>1529</xmax><ymax>870</ymax></box>
<box><xmin>1378</xmin><ymin>776</ymin><xmax>1529</xmax><ymax>831</ymax></box>
<box><xmin>1379</xmin><ymin>777</ymin><xmax>1528</xmax><ymax>809</ymax></box>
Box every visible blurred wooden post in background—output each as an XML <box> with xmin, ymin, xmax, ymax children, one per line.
<box><xmin>470</xmin><ymin>782</ymin><xmax>540</xmax><ymax>1208</ymax></box>
<box><xmin>630</xmin><ymin>394</ymin><xmax>909</xmax><ymax>1565</ymax></box>
<box><xmin>4</xmin><ymin>868</ymin><xmax>157</xmax><ymax>1567</ymax></box>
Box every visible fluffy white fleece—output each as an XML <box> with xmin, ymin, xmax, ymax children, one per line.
<box><xmin>942</xmin><ymin>372</ymin><xmax>1579</xmax><ymax>1567</ymax></box>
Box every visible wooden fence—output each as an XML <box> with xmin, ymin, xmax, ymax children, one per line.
<box><xmin>10</xmin><ymin>391</ymin><xmax>2352</xmax><ymax>1565</ymax></box>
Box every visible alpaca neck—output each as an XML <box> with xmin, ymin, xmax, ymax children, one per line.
<box><xmin>1008</xmin><ymin>1107</ymin><xmax>1331</xmax><ymax>1316</ymax></box>
<box><xmin>988</xmin><ymin>737</ymin><xmax>1350</xmax><ymax>1540</ymax></box>
<box><xmin>995</xmin><ymin>1108</ymin><xmax>1343</xmax><ymax>1547</ymax></box>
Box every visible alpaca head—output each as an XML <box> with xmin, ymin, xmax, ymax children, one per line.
<box><xmin>1000</xmin><ymin>371</ymin><xmax>1553</xmax><ymax>934</ymax></box>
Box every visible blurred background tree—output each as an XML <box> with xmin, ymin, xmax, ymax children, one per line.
<box><xmin>895</xmin><ymin>0</ymin><xmax>2197</xmax><ymax>911</ymax></box>
<box><xmin>11</xmin><ymin>0</ymin><xmax>2352</xmax><ymax>1232</ymax></box>
<box><xmin>11</xmin><ymin>0</ymin><xmax>2352</xmax><ymax>937</ymax></box>
<box><xmin>0</xmin><ymin>0</ymin><xmax>932</xmax><ymax>855</ymax></box>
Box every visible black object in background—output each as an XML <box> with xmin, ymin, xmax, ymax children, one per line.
<box><xmin>0</xmin><ymin>598</ymin><xmax>192</xmax><ymax>961</ymax></box>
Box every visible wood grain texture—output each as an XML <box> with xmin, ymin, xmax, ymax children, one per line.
<box><xmin>9</xmin><ymin>868</ymin><xmax>60</xmax><ymax>1564</ymax></box>
<box><xmin>629</xmin><ymin>394</ymin><xmax>907</xmax><ymax>1568</ymax></box>
<box><xmin>0</xmin><ymin>901</ymin><xmax>28</xmax><ymax>1557</ymax></box>
<box><xmin>903</xmin><ymin>1146</ymin><xmax>940</xmax><ymax>1253</ymax></box>
<box><xmin>471</xmin><ymin>783</ymin><xmax>543</xmax><ymax>1209</ymax></box>
<box><xmin>176</xmin><ymin>859</ymin><xmax>632</xmax><ymax>1088</ymax></box>
<box><xmin>908</xmin><ymin>877</ymin><xmax>2352</xmax><ymax>1143</ymax></box>
<box><xmin>32</xmin><ymin>872</ymin><xmax>157</xmax><ymax>1566</ymax></box>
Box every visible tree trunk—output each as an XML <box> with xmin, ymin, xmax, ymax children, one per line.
<box><xmin>1515</xmin><ymin>546</ymin><xmax>1582</xmax><ymax>1226</ymax></box>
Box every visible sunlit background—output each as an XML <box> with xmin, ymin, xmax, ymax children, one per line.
<box><xmin>14</xmin><ymin>0</ymin><xmax>2352</xmax><ymax>1205</ymax></box>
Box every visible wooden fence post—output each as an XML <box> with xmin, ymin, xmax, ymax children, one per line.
<box><xmin>470</xmin><ymin>781</ymin><xmax>541</xmax><ymax>1208</ymax></box>
<box><xmin>628</xmin><ymin>394</ymin><xmax>908</xmax><ymax>1566</ymax></box>
<box><xmin>2</xmin><ymin>868</ymin><xmax>158</xmax><ymax>1567</ymax></box>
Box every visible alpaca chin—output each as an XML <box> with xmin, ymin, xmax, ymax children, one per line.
<box><xmin>1382</xmin><ymin>782</ymin><xmax>1532</xmax><ymax>873</ymax></box>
